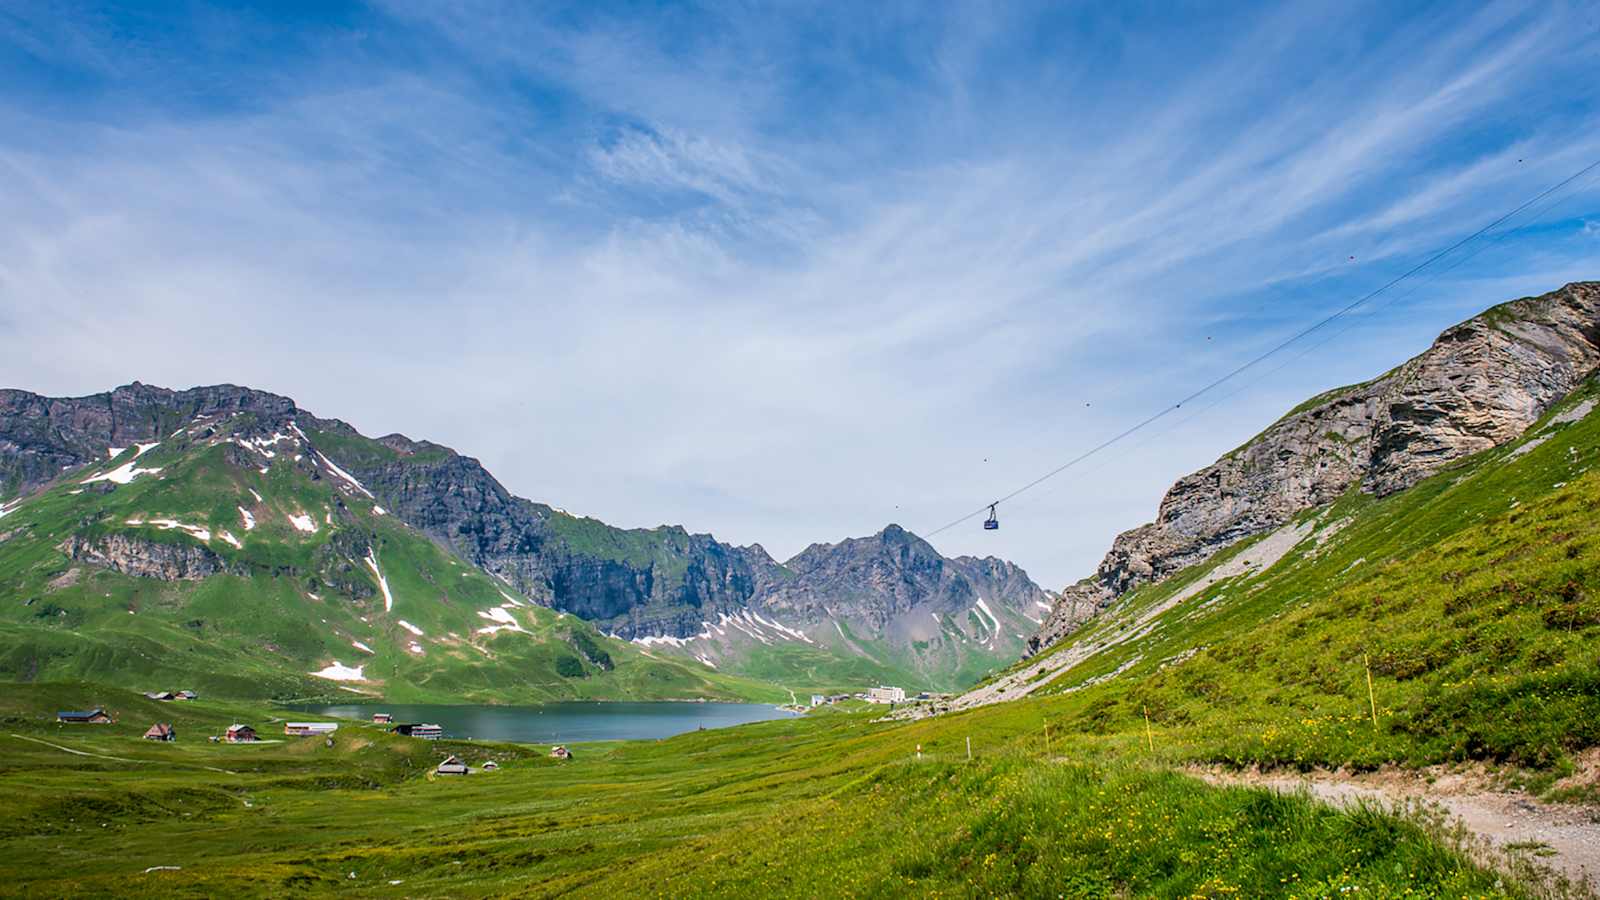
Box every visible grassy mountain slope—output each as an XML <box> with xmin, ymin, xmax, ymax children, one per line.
<box><xmin>0</xmin><ymin>415</ymin><xmax>781</xmax><ymax>703</ymax></box>
<box><xmin>981</xmin><ymin>376</ymin><xmax>1600</xmax><ymax>776</ymax></box>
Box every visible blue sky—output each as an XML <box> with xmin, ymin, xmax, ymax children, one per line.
<box><xmin>1</xmin><ymin>1</ymin><xmax>1597</xmax><ymax>587</ymax></box>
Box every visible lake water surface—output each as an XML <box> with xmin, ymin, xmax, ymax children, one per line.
<box><xmin>287</xmin><ymin>701</ymin><xmax>796</xmax><ymax>744</ymax></box>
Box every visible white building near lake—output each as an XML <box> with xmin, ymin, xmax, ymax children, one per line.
<box><xmin>865</xmin><ymin>686</ymin><xmax>905</xmax><ymax>704</ymax></box>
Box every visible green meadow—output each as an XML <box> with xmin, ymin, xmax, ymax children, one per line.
<box><xmin>0</xmin><ymin>683</ymin><xmax>1538</xmax><ymax>898</ymax></box>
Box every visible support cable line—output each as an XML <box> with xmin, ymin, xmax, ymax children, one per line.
<box><xmin>1000</xmin><ymin>157</ymin><xmax>1600</xmax><ymax>518</ymax></box>
<box><xmin>926</xmin><ymin>155</ymin><xmax>1600</xmax><ymax>538</ymax></box>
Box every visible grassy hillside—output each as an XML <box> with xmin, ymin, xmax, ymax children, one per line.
<box><xmin>0</xmin><ymin>420</ymin><xmax>781</xmax><ymax>704</ymax></box>
<box><xmin>992</xmin><ymin>377</ymin><xmax>1600</xmax><ymax>780</ymax></box>
<box><xmin>0</xmin><ymin>683</ymin><xmax>1530</xmax><ymax>898</ymax></box>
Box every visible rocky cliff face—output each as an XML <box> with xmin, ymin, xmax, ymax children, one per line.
<box><xmin>1029</xmin><ymin>281</ymin><xmax>1600</xmax><ymax>655</ymax></box>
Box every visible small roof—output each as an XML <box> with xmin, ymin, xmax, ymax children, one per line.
<box><xmin>144</xmin><ymin>722</ymin><xmax>175</xmax><ymax>736</ymax></box>
<box><xmin>58</xmin><ymin>708</ymin><xmax>107</xmax><ymax>718</ymax></box>
<box><xmin>227</xmin><ymin>723</ymin><xmax>254</xmax><ymax>731</ymax></box>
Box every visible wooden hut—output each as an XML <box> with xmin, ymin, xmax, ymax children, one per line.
<box><xmin>225</xmin><ymin>724</ymin><xmax>258</xmax><ymax>743</ymax></box>
<box><xmin>57</xmin><ymin>708</ymin><xmax>112</xmax><ymax>724</ymax></box>
<box><xmin>436</xmin><ymin>755</ymin><xmax>469</xmax><ymax>776</ymax></box>
<box><xmin>549</xmin><ymin>745</ymin><xmax>572</xmax><ymax>760</ymax></box>
<box><xmin>284</xmin><ymin>722</ymin><xmax>339</xmax><ymax>737</ymax></box>
<box><xmin>143</xmin><ymin>723</ymin><xmax>176</xmax><ymax>742</ymax></box>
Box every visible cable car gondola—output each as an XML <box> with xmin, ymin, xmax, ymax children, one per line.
<box><xmin>983</xmin><ymin>503</ymin><xmax>999</xmax><ymax>530</ymax></box>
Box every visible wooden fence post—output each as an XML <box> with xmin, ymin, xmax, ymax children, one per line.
<box><xmin>1364</xmin><ymin>653</ymin><xmax>1379</xmax><ymax>731</ymax></box>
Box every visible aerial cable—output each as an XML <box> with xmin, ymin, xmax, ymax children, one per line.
<box><xmin>1008</xmin><ymin>175</ymin><xmax>1587</xmax><ymax>521</ymax></box>
<box><xmin>1035</xmin><ymin>159</ymin><xmax>1600</xmax><ymax>494</ymax></box>
<box><xmin>926</xmin><ymin>154</ymin><xmax>1600</xmax><ymax>538</ymax></box>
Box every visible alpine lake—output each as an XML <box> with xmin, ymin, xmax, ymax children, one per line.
<box><xmin>286</xmin><ymin>700</ymin><xmax>797</xmax><ymax>743</ymax></box>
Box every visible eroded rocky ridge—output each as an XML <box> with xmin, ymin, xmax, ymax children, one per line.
<box><xmin>60</xmin><ymin>533</ymin><xmax>233</xmax><ymax>581</ymax></box>
<box><xmin>1029</xmin><ymin>281</ymin><xmax>1600</xmax><ymax>655</ymax></box>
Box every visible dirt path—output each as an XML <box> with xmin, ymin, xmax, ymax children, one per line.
<box><xmin>9</xmin><ymin>732</ymin><xmax>137</xmax><ymax>762</ymax></box>
<box><xmin>1201</xmin><ymin>768</ymin><xmax>1600</xmax><ymax>894</ymax></box>
<box><xmin>9</xmin><ymin>733</ymin><xmax>240</xmax><ymax>775</ymax></box>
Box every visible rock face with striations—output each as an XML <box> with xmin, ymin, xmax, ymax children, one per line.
<box><xmin>60</xmin><ymin>533</ymin><xmax>231</xmax><ymax>581</ymax></box>
<box><xmin>1029</xmin><ymin>281</ymin><xmax>1600</xmax><ymax>655</ymax></box>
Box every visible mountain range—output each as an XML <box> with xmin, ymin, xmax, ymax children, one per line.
<box><xmin>0</xmin><ymin>383</ymin><xmax>1048</xmax><ymax>699</ymax></box>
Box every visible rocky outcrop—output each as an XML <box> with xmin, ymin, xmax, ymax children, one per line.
<box><xmin>61</xmin><ymin>533</ymin><xmax>230</xmax><ymax>581</ymax></box>
<box><xmin>1029</xmin><ymin>281</ymin><xmax>1600</xmax><ymax>655</ymax></box>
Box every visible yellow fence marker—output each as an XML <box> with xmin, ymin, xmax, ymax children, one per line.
<box><xmin>1142</xmin><ymin>705</ymin><xmax>1154</xmax><ymax>753</ymax></box>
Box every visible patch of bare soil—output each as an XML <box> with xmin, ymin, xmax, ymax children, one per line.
<box><xmin>1197</xmin><ymin>766</ymin><xmax>1600</xmax><ymax>896</ymax></box>
<box><xmin>47</xmin><ymin>567</ymin><xmax>82</xmax><ymax>590</ymax></box>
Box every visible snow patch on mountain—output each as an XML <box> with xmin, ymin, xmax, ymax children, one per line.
<box><xmin>634</xmin><ymin>633</ymin><xmax>692</xmax><ymax>647</ymax></box>
<box><xmin>365</xmin><ymin>551</ymin><xmax>394</xmax><ymax>612</ymax></box>
<box><xmin>310</xmin><ymin>661</ymin><xmax>365</xmax><ymax>682</ymax></box>
<box><xmin>476</xmin><ymin>606</ymin><xmax>525</xmax><ymax>635</ymax></box>
<box><xmin>315</xmin><ymin>451</ymin><xmax>374</xmax><ymax>498</ymax></box>
<box><xmin>124</xmin><ymin>517</ymin><xmax>211</xmax><ymax>543</ymax></box>
<box><xmin>83</xmin><ymin>442</ymin><xmax>163</xmax><ymax>485</ymax></box>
